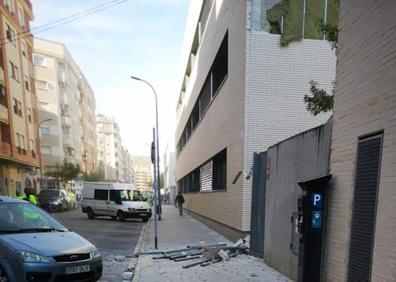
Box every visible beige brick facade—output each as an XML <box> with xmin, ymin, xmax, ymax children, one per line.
<box><xmin>323</xmin><ymin>1</ymin><xmax>396</xmax><ymax>281</ymax></box>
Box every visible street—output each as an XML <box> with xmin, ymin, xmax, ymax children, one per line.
<box><xmin>54</xmin><ymin>209</ymin><xmax>144</xmax><ymax>281</ymax></box>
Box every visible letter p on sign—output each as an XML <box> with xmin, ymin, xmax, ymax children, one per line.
<box><xmin>310</xmin><ymin>193</ymin><xmax>323</xmax><ymax>210</ymax></box>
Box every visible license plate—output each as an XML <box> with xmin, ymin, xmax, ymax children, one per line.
<box><xmin>65</xmin><ymin>265</ymin><xmax>90</xmax><ymax>275</ymax></box>
<box><xmin>139</xmin><ymin>213</ymin><xmax>147</xmax><ymax>216</ymax></box>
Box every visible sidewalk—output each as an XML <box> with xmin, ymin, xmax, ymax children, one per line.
<box><xmin>132</xmin><ymin>205</ymin><xmax>292</xmax><ymax>282</ymax></box>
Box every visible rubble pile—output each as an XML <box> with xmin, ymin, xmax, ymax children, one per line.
<box><xmin>140</xmin><ymin>238</ymin><xmax>250</xmax><ymax>269</ymax></box>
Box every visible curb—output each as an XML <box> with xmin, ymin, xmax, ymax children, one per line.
<box><xmin>122</xmin><ymin>221</ymin><xmax>150</xmax><ymax>282</ymax></box>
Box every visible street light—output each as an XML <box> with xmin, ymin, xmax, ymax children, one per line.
<box><xmin>38</xmin><ymin>118</ymin><xmax>53</xmax><ymax>186</ymax></box>
<box><xmin>130</xmin><ymin>75</ymin><xmax>161</xmax><ymax>248</ymax></box>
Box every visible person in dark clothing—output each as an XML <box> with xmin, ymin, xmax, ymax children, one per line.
<box><xmin>175</xmin><ymin>192</ymin><xmax>185</xmax><ymax>216</ymax></box>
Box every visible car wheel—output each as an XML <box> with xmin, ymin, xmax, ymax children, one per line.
<box><xmin>118</xmin><ymin>211</ymin><xmax>126</xmax><ymax>222</ymax></box>
<box><xmin>0</xmin><ymin>265</ymin><xmax>9</xmax><ymax>282</ymax></box>
<box><xmin>58</xmin><ymin>205</ymin><xmax>64</xmax><ymax>213</ymax></box>
<box><xmin>142</xmin><ymin>217</ymin><xmax>149</xmax><ymax>222</ymax></box>
<box><xmin>87</xmin><ymin>208</ymin><xmax>95</xmax><ymax>219</ymax></box>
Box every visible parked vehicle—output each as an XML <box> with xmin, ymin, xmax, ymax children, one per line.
<box><xmin>81</xmin><ymin>182</ymin><xmax>152</xmax><ymax>222</ymax></box>
<box><xmin>0</xmin><ymin>196</ymin><xmax>102</xmax><ymax>282</ymax></box>
<box><xmin>37</xmin><ymin>189</ymin><xmax>69</xmax><ymax>212</ymax></box>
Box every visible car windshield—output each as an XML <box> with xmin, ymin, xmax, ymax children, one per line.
<box><xmin>0</xmin><ymin>203</ymin><xmax>68</xmax><ymax>233</ymax></box>
<box><xmin>38</xmin><ymin>190</ymin><xmax>60</xmax><ymax>199</ymax></box>
<box><xmin>113</xmin><ymin>190</ymin><xmax>145</xmax><ymax>202</ymax></box>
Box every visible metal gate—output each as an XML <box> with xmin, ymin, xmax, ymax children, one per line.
<box><xmin>347</xmin><ymin>133</ymin><xmax>383</xmax><ymax>282</ymax></box>
<box><xmin>250</xmin><ymin>152</ymin><xmax>267</xmax><ymax>258</ymax></box>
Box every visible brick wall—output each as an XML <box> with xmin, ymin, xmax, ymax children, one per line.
<box><xmin>242</xmin><ymin>30</ymin><xmax>336</xmax><ymax>230</ymax></box>
<box><xmin>323</xmin><ymin>1</ymin><xmax>396</xmax><ymax>281</ymax></box>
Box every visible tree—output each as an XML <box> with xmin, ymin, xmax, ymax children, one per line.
<box><xmin>45</xmin><ymin>161</ymin><xmax>81</xmax><ymax>186</ymax></box>
<box><xmin>84</xmin><ymin>169</ymin><xmax>105</xmax><ymax>182</ymax></box>
<box><xmin>304</xmin><ymin>80</ymin><xmax>334</xmax><ymax>115</ymax></box>
<box><xmin>304</xmin><ymin>19</ymin><xmax>339</xmax><ymax>115</ymax></box>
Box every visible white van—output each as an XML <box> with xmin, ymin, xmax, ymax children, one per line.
<box><xmin>81</xmin><ymin>182</ymin><xmax>152</xmax><ymax>222</ymax></box>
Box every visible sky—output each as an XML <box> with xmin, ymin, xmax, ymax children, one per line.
<box><xmin>31</xmin><ymin>0</ymin><xmax>190</xmax><ymax>157</ymax></box>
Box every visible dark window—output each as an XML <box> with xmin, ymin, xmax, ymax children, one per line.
<box><xmin>94</xmin><ymin>189</ymin><xmax>108</xmax><ymax>201</ymax></box>
<box><xmin>13</xmin><ymin>98</ymin><xmax>17</xmax><ymax>114</ymax></box>
<box><xmin>0</xmin><ymin>124</ymin><xmax>10</xmax><ymax>143</ymax></box>
<box><xmin>0</xmin><ymin>85</ymin><xmax>6</xmax><ymax>106</ymax></box>
<box><xmin>212</xmin><ymin>33</ymin><xmax>228</xmax><ymax>97</ymax></box>
<box><xmin>191</xmin><ymin>168</ymin><xmax>200</xmax><ymax>192</ymax></box>
<box><xmin>191</xmin><ymin>103</ymin><xmax>199</xmax><ymax>130</ymax></box>
<box><xmin>212</xmin><ymin>148</ymin><xmax>227</xmax><ymax>190</ymax></box>
<box><xmin>17</xmin><ymin>101</ymin><xmax>22</xmax><ymax>116</ymax></box>
<box><xmin>109</xmin><ymin>190</ymin><xmax>120</xmax><ymax>202</ymax></box>
<box><xmin>199</xmin><ymin>75</ymin><xmax>211</xmax><ymax>118</ymax></box>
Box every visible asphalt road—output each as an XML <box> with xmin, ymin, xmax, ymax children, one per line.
<box><xmin>54</xmin><ymin>209</ymin><xmax>144</xmax><ymax>282</ymax></box>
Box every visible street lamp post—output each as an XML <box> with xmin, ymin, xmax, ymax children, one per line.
<box><xmin>130</xmin><ymin>76</ymin><xmax>162</xmax><ymax>247</ymax></box>
<box><xmin>38</xmin><ymin>119</ymin><xmax>53</xmax><ymax>185</ymax></box>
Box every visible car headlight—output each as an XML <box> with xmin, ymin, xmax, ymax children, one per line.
<box><xmin>128</xmin><ymin>208</ymin><xmax>135</xmax><ymax>212</ymax></box>
<box><xmin>91</xmin><ymin>248</ymin><xmax>101</xmax><ymax>258</ymax></box>
<box><xmin>16</xmin><ymin>251</ymin><xmax>51</xmax><ymax>263</ymax></box>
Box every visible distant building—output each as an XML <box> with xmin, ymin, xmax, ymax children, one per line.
<box><xmin>0</xmin><ymin>0</ymin><xmax>40</xmax><ymax>197</ymax></box>
<box><xmin>175</xmin><ymin>0</ymin><xmax>336</xmax><ymax>239</ymax></box>
<box><xmin>132</xmin><ymin>156</ymin><xmax>152</xmax><ymax>192</ymax></box>
<box><xmin>96</xmin><ymin>114</ymin><xmax>125</xmax><ymax>182</ymax></box>
<box><xmin>33</xmin><ymin>38</ymin><xmax>97</xmax><ymax>179</ymax></box>
<box><xmin>163</xmin><ymin>143</ymin><xmax>176</xmax><ymax>204</ymax></box>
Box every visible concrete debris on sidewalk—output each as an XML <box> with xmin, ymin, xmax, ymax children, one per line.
<box><xmin>140</xmin><ymin>238</ymin><xmax>250</xmax><ymax>269</ymax></box>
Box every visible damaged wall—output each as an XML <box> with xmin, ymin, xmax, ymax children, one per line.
<box><xmin>263</xmin><ymin>118</ymin><xmax>332</xmax><ymax>280</ymax></box>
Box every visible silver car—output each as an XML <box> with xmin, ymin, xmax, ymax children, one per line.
<box><xmin>0</xmin><ymin>196</ymin><xmax>102</xmax><ymax>282</ymax></box>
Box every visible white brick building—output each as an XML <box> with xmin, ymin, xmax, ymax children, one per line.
<box><xmin>175</xmin><ymin>0</ymin><xmax>336</xmax><ymax>239</ymax></box>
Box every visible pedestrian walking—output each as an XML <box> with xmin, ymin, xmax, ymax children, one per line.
<box><xmin>175</xmin><ymin>192</ymin><xmax>185</xmax><ymax>216</ymax></box>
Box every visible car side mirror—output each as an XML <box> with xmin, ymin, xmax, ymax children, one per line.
<box><xmin>115</xmin><ymin>200</ymin><xmax>122</xmax><ymax>205</ymax></box>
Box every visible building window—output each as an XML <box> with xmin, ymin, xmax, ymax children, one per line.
<box><xmin>0</xmin><ymin>84</ymin><xmax>6</xmax><ymax>106</ymax></box>
<box><xmin>33</xmin><ymin>54</ymin><xmax>45</xmax><ymax>66</ymax></box>
<box><xmin>8</xmin><ymin>61</ymin><xmax>19</xmax><ymax>81</ymax></box>
<box><xmin>17</xmin><ymin>101</ymin><xmax>22</xmax><ymax>116</ymax></box>
<box><xmin>27</xmin><ymin>108</ymin><xmax>32</xmax><ymax>123</ymax></box>
<box><xmin>212</xmin><ymin>148</ymin><xmax>227</xmax><ymax>190</ymax></box>
<box><xmin>40</xmin><ymin>126</ymin><xmax>50</xmax><ymax>134</ymax></box>
<box><xmin>12</xmin><ymin>98</ymin><xmax>17</xmax><ymax>114</ymax></box>
<box><xmin>30</xmin><ymin>139</ymin><xmax>35</xmax><ymax>156</ymax></box>
<box><xmin>41</xmin><ymin>146</ymin><xmax>51</xmax><ymax>155</ymax></box>
<box><xmin>24</xmin><ymin>75</ymin><xmax>29</xmax><ymax>91</ymax></box>
<box><xmin>5</xmin><ymin>24</ymin><xmax>16</xmax><ymax>45</ymax></box>
<box><xmin>21</xmin><ymin>41</ymin><xmax>27</xmax><ymax>57</ymax></box>
<box><xmin>0</xmin><ymin>124</ymin><xmax>11</xmax><ymax>143</ymax></box>
<box><xmin>36</xmin><ymin>80</ymin><xmax>47</xmax><ymax>90</ymax></box>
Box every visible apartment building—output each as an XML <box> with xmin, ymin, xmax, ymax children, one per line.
<box><xmin>323</xmin><ymin>1</ymin><xmax>396</xmax><ymax>281</ymax></box>
<box><xmin>132</xmin><ymin>155</ymin><xmax>151</xmax><ymax>192</ymax></box>
<box><xmin>96</xmin><ymin>114</ymin><xmax>127</xmax><ymax>182</ymax></box>
<box><xmin>33</xmin><ymin>38</ymin><xmax>96</xmax><ymax>179</ymax></box>
<box><xmin>0</xmin><ymin>0</ymin><xmax>40</xmax><ymax>196</ymax></box>
<box><xmin>175</xmin><ymin>0</ymin><xmax>337</xmax><ymax>239</ymax></box>
<box><xmin>122</xmin><ymin>148</ymin><xmax>133</xmax><ymax>184</ymax></box>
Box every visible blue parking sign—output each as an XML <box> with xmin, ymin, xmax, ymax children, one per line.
<box><xmin>310</xmin><ymin>193</ymin><xmax>323</xmax><ymax>210</ymax></box>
